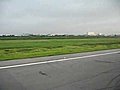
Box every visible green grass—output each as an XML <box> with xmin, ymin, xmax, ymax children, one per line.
<box><xmin>0</xmin><ymin>38</ymin><xmax>120</xmax><ymax>61</ymax></box>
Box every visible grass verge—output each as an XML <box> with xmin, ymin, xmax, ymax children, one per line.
<box><xmin>0</xmin><ymin>38</ymin><xmax>120</xmax><ymax>61</ymax></box>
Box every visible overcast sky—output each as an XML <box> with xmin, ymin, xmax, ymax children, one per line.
<box><xmin>0</xmin><ymin>0</ymin><xmax>120</xmax><ymax>35</ymax></box>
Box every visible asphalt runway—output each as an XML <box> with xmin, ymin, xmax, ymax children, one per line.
<box><xmin>0</xmin><ymin>49</ymin><xmax>120</xmax><ymax>90</ymax></box>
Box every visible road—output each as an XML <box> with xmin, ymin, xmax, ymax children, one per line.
<box><xmin>0</xmin><ymin>49</ymin><xmax>120</xmax><ymax>90</ymax></box>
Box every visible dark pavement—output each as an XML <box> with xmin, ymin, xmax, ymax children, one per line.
<box><xmin>0</xmin><ymin>49</ymin><xmax>120</xmax><ymax>90</ymax></box>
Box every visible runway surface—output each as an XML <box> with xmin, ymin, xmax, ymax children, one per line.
<box><xmin>0</xmin><ymin>49</ymin><xmax>120</xmax><ymax>90</ymax></box>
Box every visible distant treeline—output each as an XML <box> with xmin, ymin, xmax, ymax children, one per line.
<box><xmin>0</xmin><ymin>35</ymin><xmax>120</xmax><ymax>40</ymax></box>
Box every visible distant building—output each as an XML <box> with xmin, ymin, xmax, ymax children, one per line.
<box><xmin>86</xmin><ymin>32</ymin><xmax>97</xmax><ymax>36</ymax></box>
<box><xmin>47</xmin><ymin>34</ymin><xmax>56</xmax><ymax>36</ymax></box>
<box><xmin>98</xmin><ymin>33</ymin><xmax>104</xmax><ymax>36</ymax></box>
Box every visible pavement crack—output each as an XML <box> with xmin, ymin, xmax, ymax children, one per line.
<box><xmin>96</xmin><ymin>85</ymin><xmax>120</xmax><ymax>90</ymax></box>
<box><xmin>94</xmin><ymin>60</ymin><xmax>115</xmax><ymax>63</ymax></box>
<box><xmin>106</xmin><ymin>73</ymin><xmax>120</xmax><ymax>87</ymax></box>
<box><xmin>48</xmin><ymin>69</ymin><xmax>114</xmax><ymax>90</ymax></box>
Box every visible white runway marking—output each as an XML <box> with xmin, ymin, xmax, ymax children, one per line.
<box><xmin>0</xmin><ymin>51</ymin><xmax>120</xmax><ymax>70</ymax></box>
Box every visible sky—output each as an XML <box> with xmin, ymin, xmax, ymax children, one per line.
<box><xmin>0</xmin><ymin>0</ymin><xmax>120</xmax><ymax>35</ymax></box>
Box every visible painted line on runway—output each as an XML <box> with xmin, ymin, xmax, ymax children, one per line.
<box><xmin>0</xmin><ymin>51</ymin><xmax>120</xmax><ymax>70</ymax></box>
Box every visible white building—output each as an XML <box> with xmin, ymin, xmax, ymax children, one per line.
<box><xmin>86</xmin><ymin>32</ymin><xmax>97</xmax><ymax>36</ymax></box>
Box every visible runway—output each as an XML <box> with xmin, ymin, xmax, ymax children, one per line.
<box><xmin>0</xmin><ymin>49</ymin><xmax>120</xmax><ymax>90</ymax></box>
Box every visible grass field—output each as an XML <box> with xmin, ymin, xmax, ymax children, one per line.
<box><xmin>0</xmin><ymin>38</ymin><xmax>120</xmax><ymax>61</ymax></box>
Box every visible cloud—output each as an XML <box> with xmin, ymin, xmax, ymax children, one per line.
<box><xmin>0</xmin><ymin>0</ymin><xmax>120</xmax><ymax>35</ymax></box>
